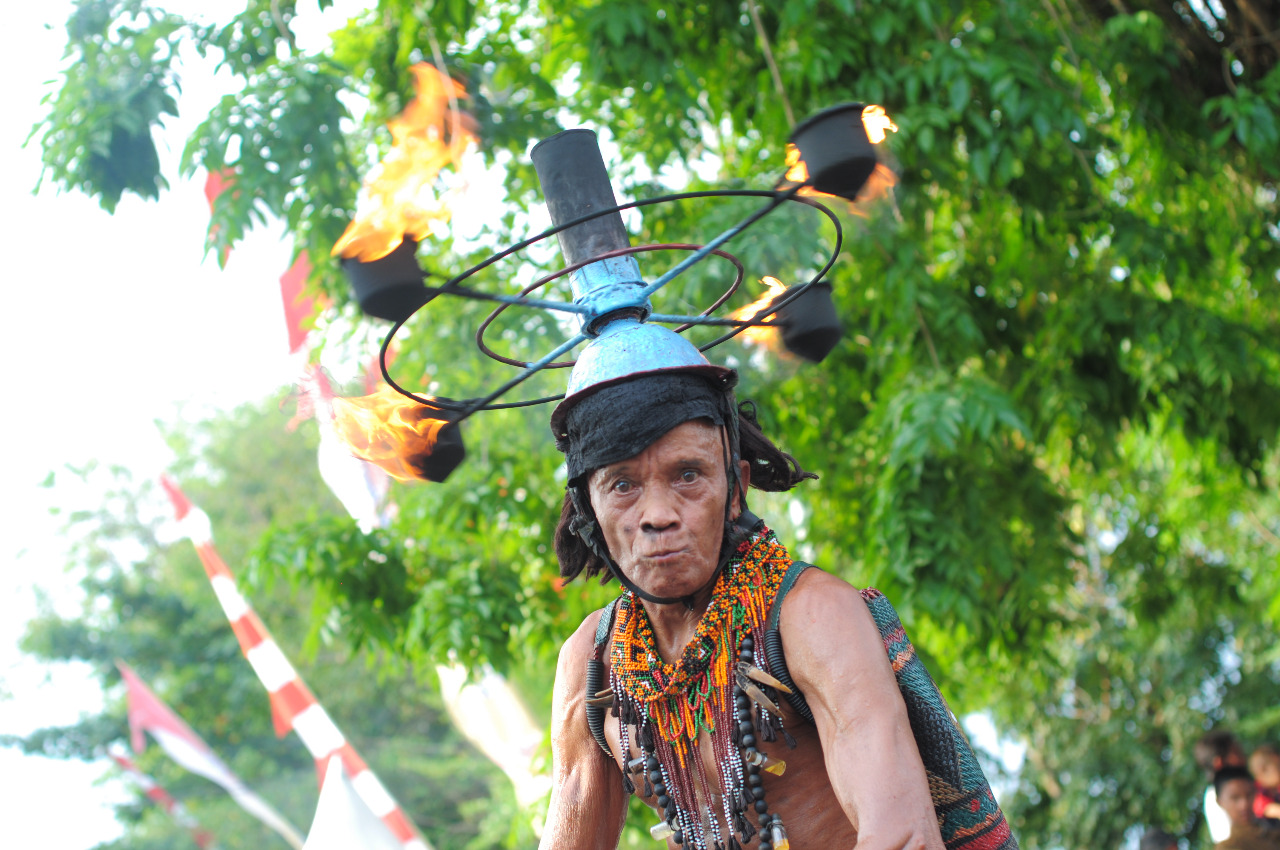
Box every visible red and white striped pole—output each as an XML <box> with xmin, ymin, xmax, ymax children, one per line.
<box><xmin>159</xmin><ymin>476</ymin><xmax>429</xmax><ymax>850</ymax></box>
<box><xmin>109</xmin><ymin>744</ymin><xmax>217</xmax><ymax>848</ymax></box>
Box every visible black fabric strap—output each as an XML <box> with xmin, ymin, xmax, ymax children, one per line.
<box><xmin>594</xmin><ymin>599</ymin><xmax>618</xmax><ymax>650</ymax></box>
<box><xmin>585</xmin><ymin>600</ymin><xmax>619</xmax><ymax>759</ymax></box>
<box><xmin>763</xmin><ymin>560</ymin><xmax>816</xmax><ymax>723</ymax></box>
<box><xmin>767</xmin><ymin>560</ymin><xmax>814</xmax><ymax>631</ymax></box>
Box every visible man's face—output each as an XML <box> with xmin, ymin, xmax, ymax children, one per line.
<box><xmin>587</xmin><ymin>420</ymin><xmax>742</xmax><ymax>601</ymax></box>
<box><xmin>1218</xmin><ymin>778</ymin><xmax>1257</xmax><ymax>828</ymax></box>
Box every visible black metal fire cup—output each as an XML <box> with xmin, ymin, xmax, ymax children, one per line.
<box><xmin>408</xmin><ymin>419</ymin><xmax>466</xmax><ymax>483</ymax></box>
<box><xmin>788</xmin><ymin>103</ymin><xmax>878</xmax><ymax>201</ymax></box>
<box><xmin>776</xmin><ymin>283</ymin><xmax>844</xmax><ymax>363</ymax></box>
<box><xmin>340</xmin><ymin>237</ymin><xmax>430</xmax><ymax>322</ymax></box>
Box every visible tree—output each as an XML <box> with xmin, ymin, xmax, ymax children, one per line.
<box><xmin>9</xmin><ymin>398</ymin><xmax>528</xmax><ymax>850</ymax></box>
<box><xmin>29</xmin><ymin>2</ymin><xmax>1280</xmax><ymax>849</ymax></box>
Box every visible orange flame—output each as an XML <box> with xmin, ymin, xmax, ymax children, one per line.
<box><xmin>861</xmin><ymin>104</ymin><xmax>898</xmax><ymax>144</ymax></box>
<box><xmin>330</xmin><ymin>385</ymin><xmax>451</xmax><ymax>482</ymax></box>
<box><xmin>332</xmin><ymin>64</ymin><xmax>478</xmax><ymax>262</ymax></box>
<box><xmin>731</xmin><ymin>276</ymin><xmax>789</xmax><ymax>352</ymax></box>
<box><xmin>784</xmin><ymin>104</ymin><xmax>899</xmax><ymax>211</ymax></box>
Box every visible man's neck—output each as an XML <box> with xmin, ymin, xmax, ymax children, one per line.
<box><xmin>641</xmin><ymin>587</ymin><xmax>716</xmax><ymax>663</ymax></box>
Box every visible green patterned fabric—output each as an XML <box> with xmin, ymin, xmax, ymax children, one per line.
<box><xmin>764</xmin><ymin>563</ymin><xmax>1017</xmax><ymax>850</ymax></box>
<box><xmin>859</xmin><ymin>587</ymin><xmax>1017</xmax><ymax>850</ymax></box>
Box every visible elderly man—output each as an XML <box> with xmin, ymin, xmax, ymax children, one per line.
<box><xmin>536</xmin><ymin>337</ymin><xmax>1015</xmax><ymax>850</ymax></box>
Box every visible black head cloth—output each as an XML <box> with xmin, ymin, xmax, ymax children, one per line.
<box><xmin>555</xmin><ymin>371</ymin><xmax>750</xmax><ymax>606</ymax></box>
<box><xmin>557</xmin><ymin>371</ymin><xmax>739</xmax><ymax>485</ymax></box>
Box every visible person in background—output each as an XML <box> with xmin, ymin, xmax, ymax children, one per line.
<box><xmin>1248</xmin><ymin>745</ymin><xmax>1280</xmax><ymax>824</ymax></box>
<box><xmin>1139</xmin><ymin>826</ymin><xmax>1178</xmax><ymax>850</ymax></box>
<box><xmin>1213</xmin><ymin>766</ymin><xmax>1280</xmax><ymax>850</ymax></box>
<box><xmin>1198</xmin><ymin>731</ymin><xmax>1248</xmax><ymax>843</ymax></box>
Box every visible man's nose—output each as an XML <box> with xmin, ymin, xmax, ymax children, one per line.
<box><xmin>638</xmin><ymin>484</ymin><xmax>680</xmax><ymax>532</ymax></box>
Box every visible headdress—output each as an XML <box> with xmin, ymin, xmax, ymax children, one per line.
<box><xmin>532</xmin><ymin>131</ymin><xmax>774</xmax><ymax>606</ymax></box>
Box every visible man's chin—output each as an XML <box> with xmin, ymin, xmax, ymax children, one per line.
<box><xmin>626</xmin><ymin>562</ymin><xmax>716</xmax><ymax>602</ymax></box>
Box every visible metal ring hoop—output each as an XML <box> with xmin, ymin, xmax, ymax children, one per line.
<box><xmin>475</xmin><ymin>243</ymin><xmax>746</xmax><ymax>369</ymax></box>
<box><xmin>378</xmin><ymin>189</ymin><xmax>843</xmax><ymax>414</ymax></box>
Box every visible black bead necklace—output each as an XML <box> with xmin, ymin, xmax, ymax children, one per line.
<box><xmin>642</xmin><ymin>632</ymin><xmax>792</xmax><ymax>849</ymax></box>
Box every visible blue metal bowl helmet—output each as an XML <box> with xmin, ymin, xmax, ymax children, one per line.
<box><xmin>549</xmin><ymin>318</ymin><xmax>735</xmax><ymax>442</ymax></box>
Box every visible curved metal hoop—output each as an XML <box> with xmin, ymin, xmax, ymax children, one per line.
<box><xmin>377</xmin><ymin>189</ymin><xmax>844</xmax><ymax>416</ymax></box>
<box><xmin>475</xmin><ymin>243</ymin><xmax>746</xmax><ymax>369</ymax></box>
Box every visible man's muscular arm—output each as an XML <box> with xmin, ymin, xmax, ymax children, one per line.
<box><xmin>781</xmin><ymin>571</ymin><xmax>945</xmax><ymax>850</ymax></box>
<box><xmin>539</xmin><ymin>611</ymin><xmax>628</xmax><ymax>850</ymax></box>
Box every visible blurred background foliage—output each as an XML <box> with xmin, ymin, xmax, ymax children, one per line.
<box><xmin>16</xmin><ymin>0</ymin><xmax>1279</xmax><ymax>848</ymax></box>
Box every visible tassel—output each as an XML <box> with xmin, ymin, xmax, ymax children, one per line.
<box><xmin>740</xmin><ymin>788</ymin><xmax>755</xmax><ymax>810</ymax></box>
<box><xmin>782</xmin><ymin>728</ymin><xmax>797</xmax><ymax>749</ymax></box>
<box><xmin>735</xmin><ymin>812</ymin><xmax>755</xmax><ymax>842</ymax></box>
<box><xmin>643</xmin><ymin>775</ymin><xmax>653</xmax><ymax>798</ymax></box>
<box><xmin>760</xmin><ymin>715</ymin><xmax>777</xmax><ymax>743</ymax></box>
<box><xmin>729</xmin><ymin>837</ymin><xmax>743</xmax><ymax>850</ymax></box>
<box><xmin>641</xmin><ymin>723</ymin><xmax>655</xmax><ymax>752</ymax></box>
<box><xmin>622</xmin><ymin>772</ymin><xmax>635</xmax><ymax>794</ymax></box>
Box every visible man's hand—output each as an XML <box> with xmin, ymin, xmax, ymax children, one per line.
<box><xmin>539</xmin><ymin>610</ymin><xmax>628</xmax><ymax>850</ymax></box>
<box><xmin>781</xmin><ymin>570</ymin><xmax>946</xmax><ymax>850</ymax></box>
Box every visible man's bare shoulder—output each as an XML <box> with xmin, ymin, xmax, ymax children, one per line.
<box><xmin>551</xmin><ymin>606</ymin><xmax>615</xmax><ymax>712</ymax></box>
<box><xmin>549</xmin><ymin>606</ymin><xmax>612</xmax><ymax>742</ymax></box>
<box><xmin>778</xmin><ymin>568</ymin><xmax>871</xmax><ymax>633</ymax></box>
<box><xmin>774</xmin><ymin>568</ymin><xmax>893</xmax><ymax>697</ymax></box>
<box><xmin>557</xmin><ymin>607</ymin><xmax>607</xmax><ymax>671</ymax></box>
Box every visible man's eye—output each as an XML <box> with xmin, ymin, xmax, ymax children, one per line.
<box><xmin>612</xmin><ymin>479</ymin><xmax>633</xmax><ymax>494</ymax></box>
<box><xmin>680</xmin><ymin>469</ymin><xmax>699</xmax><ymax>483</ymax></box>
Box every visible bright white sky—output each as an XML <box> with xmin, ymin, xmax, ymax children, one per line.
<box><xmin>0</xmin><ymin>3</ymin><xmax>366</xmax><ymax>847</ymax></box>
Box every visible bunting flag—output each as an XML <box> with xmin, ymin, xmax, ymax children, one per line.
<box><xmin>279</xmin><ymin>253</ymin><xmax>329</xmax><ymax>355</ymax></box>
<box><xmin>303</xmin><ymin>757</ymin><xmax>404</xmax><ymax>850</ymax></box>
<box><xmin>117</xmin><ymin>662</ymin><xmax>304</xmax><ymax>848</ymax></box>
<box><xmin>203</xmin><ymin>168</ymin><xmax>236</xmax><ymax>266</ymax></box>
<box><xmin>435</xmin><ymin>665</ymin><xmax>551</xmax><ymax>811</ymax></box>
<box><xmin>158</xmin><ymin>476</ymin><xmax>429</xmax><ymax>850</ymax></box>
<box><xmin>290</xmin><ymin>366</ymin><xmax>393</xmax><ymax>532</ymax></box>
<box><xmin>109</xmin><ymin>744</ymin><xmax>217</xmax><ymax>849</ymax></box>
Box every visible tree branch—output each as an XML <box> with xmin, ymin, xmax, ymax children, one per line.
<box><xmin>744</xmin><ymin>0</ymin><xmax>795</xmax><ymax>127</ymax></box>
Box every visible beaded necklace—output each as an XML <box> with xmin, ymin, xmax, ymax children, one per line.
<box><xmin>608</xmin><ymin>527</ymin><xmax>796</xmax><ymax>850</ymax></box>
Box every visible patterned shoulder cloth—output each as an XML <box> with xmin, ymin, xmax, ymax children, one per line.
<box><xmin>764</xmin><ymin>562</ymin><xmax>1019</xmax><ymax>850</ymax></box>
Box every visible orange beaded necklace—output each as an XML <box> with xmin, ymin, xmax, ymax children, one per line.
<box><xmin>608</xmin><ymin>527</ymin><xmax>794</xmax><ymax>850</ymax></box>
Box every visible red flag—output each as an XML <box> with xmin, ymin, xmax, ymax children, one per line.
<box><xmin>160</xmin><ymin>474</ymin><xmax>193</xmax><ymax>521</ymax></box>
<box><xmin>280</xmin><ymin>253</ymin><xmax>324</xmax><ymax>354</ymax></box>
<box><xmin>204</xmin><ymin>169</ymin><xmax>237</xmax><ymax>265</ymax></box>
<box><xmin>117</xmin><ymin>661</ymin><xmax>304</xmax><ymax>848</ymax></box>
<box><xmin>109</xmin><ymin>745</ymin><xmax>216</xmax><ymax>848</ymax></box>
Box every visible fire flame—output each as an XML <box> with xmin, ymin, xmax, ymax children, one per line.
<box><xmin>784</xmin><ymin>104</ymin><xmax>898</xmax><ymax>210</ymax></box>
<box><xmin>332</xmin><ymin>64</ymin><xmax>478</xmax><ymax>262</ymax></box>
<box><xmin>732</xmin><ymin>276</ymin><xmax>789</xmax><ymax>352</ymax></box>
<box><xmin>330</xmin><ymin>385</ymin><xmax>451</xmax><ymax>482</ymax></box>
<box><xmin>861</xmin><ymin>104</ymin><xmax>898</xmax><ymax>144</ymax></box>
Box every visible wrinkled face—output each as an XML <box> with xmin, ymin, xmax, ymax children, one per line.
<box><xmin>588</xmin><ymin>420</ymin><xmax>742</xmax><ymax>601</ymax></box>
<box><xmin>1218</xmin><ymin>778</ymin><xmax>1256</xmax><ymax>828</ymax></box>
